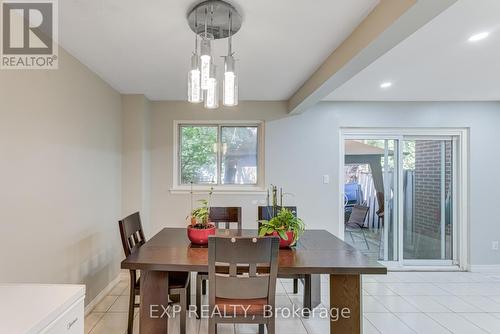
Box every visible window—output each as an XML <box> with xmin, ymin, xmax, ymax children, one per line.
<box><xmin>180</xmin><ymin>125</ymin><xmax>218</xmax><ymax>184</ymax></box>
<box><xmin>175</xmin><ymin>122</ymin><xmax>262</xmax><ymax>189</ymax></box>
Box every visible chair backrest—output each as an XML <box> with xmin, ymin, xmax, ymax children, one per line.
<box><xmin>208</xmin><ymin>236</ymin><xmax>279</xmax><ymax>303</ymax></box>
<box><xmin>258</xmin><ymin>206</ymin><xmax>297</xmax><ymax>228</ymax></box>
<box><xmin>118</xmin><ymin>212</ymin><xmax>146</xmax><ymax>257</ymax></box>
<box><xmin>209</xmin><ymin>207</ymin><xmax>242</xmax><ymax>229</ymax></box>
<box><xmin>347</xmin><ymin>205</ymin><xmax>369</xmax><ymax>228</ymax></box>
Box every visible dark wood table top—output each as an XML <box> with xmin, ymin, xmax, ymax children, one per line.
<box><xmin>121</xmin><ymin>228</ymin><xmax>387</xmax><ymax>275</ymax></box>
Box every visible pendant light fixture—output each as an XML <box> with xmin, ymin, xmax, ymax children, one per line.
<box><xmin>199</xmin><ymin>7</ymin><xmax>211</xmax><ymax>91</ymax></box>
<box><xmin>223</xmin><ymin>10</ymin><xmax>238</xmax><ymax>106</ymax></box>
<box><xmin>187</xmin><ymin>53</ymin><xmax>201</xmax><ymax>103</ymax></box>
<box><xmin>187</xmin><ymin>33</ymin><xmax>201</xmax><ymax>103</ymax></box>
<box><xmin>188</xmin><ymin>10</ymin><xmax>201</xmax><ymax>103</ymax></box>
<box><xmin>187</xmin><ymin>1</ymin><xmax>242</xmax><ymax>109</ymax></box>
<box><xmin>205</xmin><ymin>62</ymin><xmax>218</xmax><ymax>109</ymax></box>
<box><xmin>199</xmin><ymin>37</ymin><xmax>211</xmax><ymax>91</ymax></box>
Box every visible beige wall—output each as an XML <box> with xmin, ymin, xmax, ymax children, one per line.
<box><xmin>0</xmin><ymin>47</ymin><xmax>122</xmax><ymax>305</ymax></box>
<box><xmin>122</xmin><ymin>95</ymin><xmax>151</xmax><ymax>236</ymax></box>
<box><xmin>147</xmin><ymin>101</ymin><xmax>288</xmax><ymax>234</ymax></box>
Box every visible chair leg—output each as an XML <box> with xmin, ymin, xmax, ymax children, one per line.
<box><xmin>179</xmin><ymin>290</ymin><xmax>187</xmax><ymax>334</ymax></box>
<box><xmin>196</xmin><ymin>274</ymin><xmax>202</xmax><ymax>318</ymax></box>
<box><xmin>202</xmin><ymin>278</ymin><xmax>207</xmax><ymax>295</ymax></box>
<box><xmin>362</xmin><ymin>230</ymin><xmax>370</xmax><ymax>250</ymax></box>
<box><xmin>349</xmin><ymin>231</ymin><xmax>356</xmax><ymax>244</ymax></box>
<box><xmin>186</xmin><ymin>279</ymin><xmax>192</xmax><ymax>308</ymax></box>
<box><xmin>127</xmin><ymin>281</ymin><xmax>135</xmax><ymax>334</ymax></box>
<box><xmin>303</xmin><ymin>274</ymin><xmax>311</xmax><ymax>318</ymax></box>
<box><xmin>267</xmin><ymin>317</ymin><xmax>275</xmax><ymax>334</ymax></box>
<box><xmin>293</xmin><ymin>278</ymin><xmax>298</xmax><ymax>294</ymax></box>
<box><xmin>259</xmin><ymin>324</ymin><xmax>265</xmax><ymax>334</ymax></box>
<box><xmin>209</xmin><ymin>319</ymin><xmax>217</xmax><ymax>334</ymax></box>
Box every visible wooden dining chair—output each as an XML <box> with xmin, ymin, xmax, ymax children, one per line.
<box><xmin>208</xmin><ymin>235</ymin><xmax>279</xmax><ymax>334</ymax></box>
<box><xmin>195</xmin><ymin>207</ymin><xmax>242</xmax><ymax>318</ymax></box>
<box><xmin>258</xmin><ymin>206</ymin><xmax>316</xmax><ymax>315</ymax></box>
<box><xmin>119</xmin><ymin>212</ymin><xmax>191</xmax><ymax>334</ymax></box>
<box><xmin>210</xmin><ymin>207</ymin><xmax>242</xmax><ymax>230</ymax></box>
<box><xmin>258</xmin><ymin>207</ymin><xmax>305</xmax><ymax>290</ymax></box>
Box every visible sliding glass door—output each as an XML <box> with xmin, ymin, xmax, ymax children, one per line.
<box><xmin>343</xmin><ymin>138</ymin><xmax>399</xmax><ymax>262</ymax></box>
<box><xmin>380</xmin><ymin>139</ymin><xmax>398</xmax><ymax>262</ymax></box>
<box><xmin>402</xmin><ymin>138</ymin><xmax>454</xmax><ymax>264</ymax></box>
<box><xmin>343</xmin><ymin>133</ymin><xmax>460</xmax><ymax>267</ymax></box>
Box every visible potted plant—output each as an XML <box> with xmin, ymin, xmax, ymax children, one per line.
<box><xmin>258</xmin><ymin>207</ymin><xmax>305</xmax><ymax>248</ymax></box>
<box><xmin>187</xmin><ymin>188</ymin><xmax>216</xmax><ymax>245</ymax></box>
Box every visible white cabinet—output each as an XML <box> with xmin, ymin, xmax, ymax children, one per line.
<box><xmin>0</xmin><ymin>284</ymin><xmax>85</xmax><ymax>334</ymax></box>
<box><xmin>40</xmin><ymin>295</ymin><xmax>84</xmax><ymax>334</ymax></box>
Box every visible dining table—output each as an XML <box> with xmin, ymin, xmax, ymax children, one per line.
<box><xmin>121</xmin><ymin>228</ymin><xmax>387</xmax><ymax>334</ymax></box>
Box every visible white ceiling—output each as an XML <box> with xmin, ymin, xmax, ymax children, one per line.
<box><xmin>59</xmin><ymin>0</ymin><xmax>378</xmax><ymax>101</ymax></box>
<box><xmin>325</xmin><ymin>0</ymin><xmax>500</xmax><ymax>101</ymax></box>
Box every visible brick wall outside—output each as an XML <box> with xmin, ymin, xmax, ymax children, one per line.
<box><xmin>413</xmin><ymin>140</ymin><xmax>452</xmax><ymax>240</ymax></box>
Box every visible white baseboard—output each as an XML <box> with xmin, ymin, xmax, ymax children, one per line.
<box><xmin>84</xmin><ymin>274</ymin><xmax>122</xmax><ymax>316</ymax></box>
<box><xmin>469</xmin><ymin>265</ymin><xmax>500</xmax><ymax>273</ymax></box>
<box><xmin>388</xmin><ymin>266</ymin><xmax>463</xmax><ymax>272</ymax></box>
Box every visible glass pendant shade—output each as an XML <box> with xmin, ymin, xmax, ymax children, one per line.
<box><xmin>186</xmin><ymin>1</ymin><xmax>242</xmax><ymax>109</ymax></box>
<box><xmin>200</xmin><ymin>38</ymin><xmax>211</xmax><ymax>90</ymax></box>
<box><xmin>204</xmin><ymin>63</ymin><xmax>218</xmax><ymax>109</ymax></box>
<box><xmin>187</xmin><ymin>54</ymin><xmax>201</xmax><ymax>103</ymax></box>
<box><xmin>223</xmin><ymin>55</ymin><xmax>238</xmax><ymax>106</ymax></box>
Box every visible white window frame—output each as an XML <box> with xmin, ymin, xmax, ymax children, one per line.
<box><xmin>339</xmin><ymin>127</ymin><xmax>469</xmax><ymax>271</ymax></box>
<box><xmin>171</xmin><ymin>120</ymin><xmax>266</xmax><ymax>194</ymax></box>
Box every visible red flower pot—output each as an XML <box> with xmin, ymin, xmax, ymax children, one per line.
<box><xmin>187</xmin><ymin>224</ymin><xmax>216</xmax><ymax>245</ymax></box>
<box><xmin>269</xmin><ymin>231</ymin><xmax>295</xmax><ymax>248</ymax></box>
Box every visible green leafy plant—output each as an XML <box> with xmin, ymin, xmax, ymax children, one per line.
<box><xmin>180</xmin><ymin>126</ymin><xmax>217</xmax><ymax>184</ymax></box>
<box><xmin>191</xmin><ymin>200</ymin><xmax>210</xmax><ymax>224</ymax></box>
<box><xmin>258</xmin><ymin>208</ymin><xmax>305</xmax><ymax>244</ymax></box>
<box><xmin>187</xmin><ymin>188</ymin><xmax>213</xmax><ymax>229</ymax></box>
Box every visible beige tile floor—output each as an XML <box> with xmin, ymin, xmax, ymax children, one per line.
<box><xmin>85</xmin><ymin>271</ymin><xmax>500</xmax><ymax>334</ymax></box>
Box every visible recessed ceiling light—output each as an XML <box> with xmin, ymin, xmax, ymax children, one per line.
<box><xmin>380</xmin><ymin>82</ymin><xmax>392</xmax><ymax>89</ymax></box>
<box><xmin>468</xmin><ymin>31</ymin><xmax>489</xmax><ymax>42</ymax></box>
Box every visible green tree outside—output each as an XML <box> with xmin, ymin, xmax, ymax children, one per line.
<box><xmin>180</xmin><ymin>126</ymin><xmax>217</xmax><ymax>184</ymax></box>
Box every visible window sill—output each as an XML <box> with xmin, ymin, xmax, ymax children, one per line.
<box><xmin>169</xmin><ymin>186</ymin><xmax>267</xmax><ymax>195</ymax></box>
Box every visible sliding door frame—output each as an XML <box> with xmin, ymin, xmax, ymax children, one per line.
<box><xmin>339</xmin><ymin>128</ymin><xmax>469</xmax><ymax>270</ymax></box>
<box><xmin>401</xmin><ymin>135</ymin><xmax>455</xmax><ymax>267</ymax></box>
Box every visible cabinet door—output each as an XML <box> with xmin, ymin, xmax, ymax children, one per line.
<box><xmin>41</xmin><ymin>297</ymin><xmax>84</xmax><ymax>334</ymax></box>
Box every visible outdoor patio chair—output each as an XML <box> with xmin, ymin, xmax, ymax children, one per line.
<box><xmin>345</xmin><ymin>205</ymin><xmax>370</xmax><ymax>250</ymax></box>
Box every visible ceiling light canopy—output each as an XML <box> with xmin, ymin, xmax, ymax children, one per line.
<box><xmin>468</xmin><ymin>31</ymin><xmax>489</xmax><ymax>42</ymax></box>
<box><xmin>186</xmin><ymin>0</ymin><xmax>242</xmax><ymax>109</ymax></box>
<box><xmin>380</xmin><ymin>82</ymin><xmax>392</xmax><ymax>89</ymax></box>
